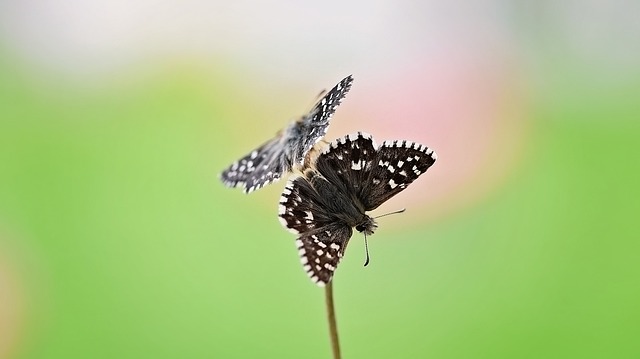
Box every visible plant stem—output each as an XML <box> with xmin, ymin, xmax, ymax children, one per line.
<box><xmin>325</xmin><ymin>281</ymin><xmax>341</xmax><ymax>359</ymax></box>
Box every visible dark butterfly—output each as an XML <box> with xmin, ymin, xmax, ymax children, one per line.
<box><xmin>220</xmin><ymin>75</ymin><xmax>354</xmax><ymax>193</ymax></box>
<box><xmin>278</xmin><ymin>132</ymin><xmax>437</xmax><ymax>286</ymax></box>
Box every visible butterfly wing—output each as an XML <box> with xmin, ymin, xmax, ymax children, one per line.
<box><xmin>220</xmin><ymin>75</ymin><xmax>353</xmax><ymax>193</ymax></box>
<box><xmin>363</xmin><ymin>139</ymin><xmax>437</xmax><ymax>210</ymax></box>
<box><xmin>314</xmin><ymin>132</ymin><xmax>437</xmax><ymax>211</ymax></box>
<box><xmin>295</xmin><ymin>224</ymin><xmax>353</xmax><ymax>286</ymax></box>
<box><xmin>220</xmin><ymin>134</ymin><xmax>288</xmax><ymax>193</ymax></box>
<box><xmin>288</xmin><ymin>75</ymin><xmax>353</xmax><ymax>166</ymax></box>
<box><xmin>313</xmin><ymin>132</ymin><xmax>379</xmax><ymax>205</ymax></box>
<box><xmin>279</xmin><ymin>172</ymin><xmax>356</xmax><ymax>286</ymax></box>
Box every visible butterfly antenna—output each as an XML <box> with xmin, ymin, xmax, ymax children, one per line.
<box><xmin>363</xmin><ymin>233</ymin><xmax>370</xmax><ymax>267</ymax></box>
<box><xmin>374</xmin><ymin>208</ymin><xmax>406</xmax><ymax>219</ymax></box>
<box><xmin>363</xmin><ymin>209</ymin><xmax>405</xmax><ymax>266</ymax></box>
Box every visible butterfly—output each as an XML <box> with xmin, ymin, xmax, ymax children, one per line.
<box><xmin>220</xmin><ymin>75</ymin><xmax>354</xmax><ymax>193</ymax></box>
<box><xmin>278</xmin><ymin>132</ymin><xmax>437</xmax><ymax>286</ymax></box>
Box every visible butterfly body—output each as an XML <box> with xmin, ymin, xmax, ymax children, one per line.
<box><xmin>289</xmin><ymin>169</ymin><xmax>378</xmax><ymax>233</ymax></box>
<box><xmin>220</xmin><ymin>75</ymin><xmax>353</xmax><ymax>193</ymax></box>
<box><xmin>279</xmin><ymin>132</ymin><xmax>437</xmax><ymax>286</ymax></box>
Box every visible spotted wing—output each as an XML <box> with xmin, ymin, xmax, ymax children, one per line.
<box><xmin>295</xmin><ymin>224</ymin><xmax>353</xmax><ymax>286</ymax></box>
<box><xmin>220</xmin><ymin>75</ymin><xmax>353</xmax><ymax>193</ymax></box>
<box><xmin>313</xmin><ymin>132</ymin><xmax>379</xmax><ymax>204</ymax></box>
<box><xmin>278</xmin><ymin>169</ymin><xmax>351</xmax><ymax>234</ymax></box>
<box><xmin>363</xmin><ymin>138</ymin><xmax>437</xmax><ymax>210</ymax></box>
<box><xmin>289</xmin><ymin>75</ymin><xmax>353</xmax><ymax>166</ymax></box>
<box><xmin>279</xmin><ymin>172</ymin><xmax>356</xmax><ymax>286</ymax></box>
<box><xmin>220</xmin><ymin>134</ymin><xmax>288</xmax><ymax>193</ymax></box>
<box><xmin>314</xmin><ymin>132</ymin><xmax>437</xmax><ymax>211</ymax></box>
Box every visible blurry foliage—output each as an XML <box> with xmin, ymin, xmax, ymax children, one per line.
<box><xmin>1</xmin><ymin>50</ymin><xmax>639</xmax><ymax>358</ymax></box>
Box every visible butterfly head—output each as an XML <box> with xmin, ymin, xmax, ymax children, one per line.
<box><xmin>355</xmin><ymin>215</ymin><xmax>377</xmax><ymax>236</ymax></box>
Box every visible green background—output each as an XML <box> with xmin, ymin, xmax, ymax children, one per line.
<box><xmin>1</xmin><ymin>11</ymin><xmax>640</xmax><ymax>355</ymax></box>
<box><xmin>2</xmin><ymin>59</ymin><xmax>639</xmax><ymax>358</ymax></box>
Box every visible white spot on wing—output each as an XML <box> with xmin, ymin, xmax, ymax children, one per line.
<box><xmin>324</xmin><ymin>263</ymin><xmax>335</xmax><ymax>271</ymax></box>
<box><xmin>305</xmin><ymin>211</ymin><xmax>314</xmax><ymax>220</ymax></box>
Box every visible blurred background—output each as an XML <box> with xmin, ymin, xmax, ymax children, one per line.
<box><xmin>1</xmin><ymin>1</ymin><xmax>639</xmax><ymax>358</ymax></box>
